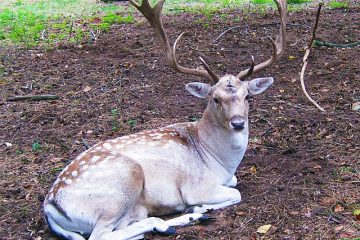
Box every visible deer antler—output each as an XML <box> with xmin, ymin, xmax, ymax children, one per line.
<box><xmin>237</xmin><ymin>0</ymin><xmax>287</xmax><ymax>80</ymax></box>
<box><xmin>129</xmin><ymin>0</ymin><xmax>219</xmax><ymax>83</ymax></box>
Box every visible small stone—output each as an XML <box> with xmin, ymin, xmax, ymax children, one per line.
<box><xmin>352</xmin><ymin>102</ymin><xmax>360</xmax><ymax>111</ymax></box>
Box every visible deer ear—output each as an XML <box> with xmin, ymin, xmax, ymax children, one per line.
<box><xmin>247</xmin><ymin>77</ymin><xmax>274</xmax><ymax>95</ymax></box>
<box><xmin>185</xmin><ymin>82</ymin><xmax>212</xmax><ymax>98</ymax></box>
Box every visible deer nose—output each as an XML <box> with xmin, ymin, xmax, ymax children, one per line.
<box><xmin>230</xmin><ymin>117</ymin><xmax>245</xmax><ymax>130</ymax></box>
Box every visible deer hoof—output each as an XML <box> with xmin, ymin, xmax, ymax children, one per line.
<box><xmin>199</xmin><ymin>214</ymin><xmax>216</xmax><ymax>222</ymax></box>
<box><xmin>159</xmin><ymin>226</ymin><xmax>176</xmax><ymax>236</ymax></box>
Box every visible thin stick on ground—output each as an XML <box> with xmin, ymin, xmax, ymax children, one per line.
<box><xmin>213</xmin><ymin>26</ymin><xmax>240</xmax><ymax>43</ymax></box>
<box><xmin>314</xmin><ymin>40</ymin><xmax>360</xmax><ymax>48</ymax></box>
<box><xmin>300</xmin><ymin>3</ymin><xmax>325</xmax><ymax>112</ymax></box>
<box><xmin>7</xmin><ymin>95</ymin><xmax>60</xmax><ymax>102</ymax></box>
<box><xmin>68</xmin><ymin>20</ymin><xmax>74</xmax><ymax>41</ymax></box>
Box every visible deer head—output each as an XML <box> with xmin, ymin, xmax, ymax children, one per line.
<box><xmin>186</xmin><ymin>76</ymin><xmax>274</xmax><ymax>132</ymax></box>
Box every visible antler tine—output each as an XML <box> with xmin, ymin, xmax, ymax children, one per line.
<box><xmin>237</xmin><ymin>0</ymin><xmax>287</xmax><ymax>80</ymax></box>
<box><xmin>239</xmin><ymin>55</ymin><xmax>255</xmax><ymax>80</ymax></box>
<box><xmin>129</xmin><ymin>0</ymin><xmax>219</xmax><ymax>83</ymax></box>
<box><xmin>198</xmin><ymin>57</ymin><xmax>219</xmax><ymax>84</ymax></box>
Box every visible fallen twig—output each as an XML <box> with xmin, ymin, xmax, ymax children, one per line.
<box><xmin>314</xmin><ymin>40</ymin><xmax>360</xmax><ymax>48</ymax></box>
<box><xmin>68</xmin><ymin>20</ymin><xmax>74</xmax><ymax>41</ymax></box>
<box><xmin>300</xmin><ymin>3</ymin><xmax>325</xmax><ymax>112</ymax></box>
<box><xmin>213</xmin><ymin>26</ymin><xmax>240</xmax><ymax>43</ymax></box>
<box><xmin>7</xmin><ymin>95</ymin><xmax>60</xmax><ymax>102</ymax></box>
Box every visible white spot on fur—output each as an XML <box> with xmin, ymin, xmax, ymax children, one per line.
<box><xmin>94</xmin><ymin>146</ymin><xmax>102</xmax><ymax>151</ymax></box>
<box><xmin>115</xmin><ymin>144</ymin><xmax>124</xmax><ymax>150</ymax></box>
<box><xmin>82</xmin><ymin>171</ymin><xmax>90</xmax><ymax>178</ymax></box>
<box><xmin>121</xmin><ymin>136</ymin><xmax>130</xmax><ymax>139</ymax></box>
<box><xmin>111</xmin><ymin>139</ymin><xmax>118</xmax><ymax>143</ymax></box>
<box><xmin>103</xmin><ymin>143</ymin><xmax>112</xmax><ymax>150</ymax></box>
<box><xmin>91</xmin><ymin>156</ymin><xmax>101</xmax><ymax>163</ymax></box>
<box><xmin>61</xmin><ymin>177</ymin><xmax>66</xmax><ymax>181</ymax></box>
<box><xmin>79</xmin><ymin>161</ymin><xmax>86</xmax><ymax>166</ymax></box>
<box><xmin>71</xmin><ymin>171</ymin><xmax>78</xmax><ymax>177</ymax></box>
<box><xmin>149</xmin><ymin>142</ymin><xmax>156</xmax><ymax>147</ymax></box>
<box><xmin>103</xmin><ymin>156</ymin><xmax>114</xmax><ymax>162</ymax></box>
<box><xmin>82</xmin><ymin>165</ymin><xmax>89</xmax><ymax>171</ymax></box>
<box><xmin>65</xmin><ymin>179</ymin><xmax>72</xmax><ymax>184</ymax></box>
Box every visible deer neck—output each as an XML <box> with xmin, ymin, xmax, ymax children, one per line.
<box><xmin>196</xmin><ymin>108</ymin><xmax>249</xmax><ymax>181</ymax></box>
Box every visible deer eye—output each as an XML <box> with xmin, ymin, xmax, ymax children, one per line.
<box><xmin>213</xmin><ymin>98</ymin><xmax>220</xmax><ymax>104</ymax></box>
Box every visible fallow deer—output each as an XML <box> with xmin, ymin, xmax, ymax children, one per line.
<box><xmin>43</xmin><ymin>0</ymin><xmax>287</xmax><ymax>239</ymax></box>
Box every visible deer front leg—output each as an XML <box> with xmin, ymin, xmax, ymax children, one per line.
<box><xmin>226</xmin><ymin>175</ymin><xmax>237</xmax><ymax>187</ymax></box>
<box><xmin>185</xmin><ymin>185</ymin><xmax>241</xmax><ymax>214</ymax></box>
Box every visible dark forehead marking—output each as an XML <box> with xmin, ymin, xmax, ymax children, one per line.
<box><xmin>226</xmin><ymin>78</ymin><xmax>234</xmax><ymax>87</ymax></box>
<box><xmin>225</xmin><ymin>77</ymin><xmax>237</xmax><ymax>94</ymax></box>
<box><xmin>226</xmin><ymin>86</ymin><xmax>237</xmax><ymax>94</ymax></box>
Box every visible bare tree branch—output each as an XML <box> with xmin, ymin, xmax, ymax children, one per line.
<box><xmin>300</xmin><ymin>3</ymin><xmax>325</xmax><ymax>112</ymax></box>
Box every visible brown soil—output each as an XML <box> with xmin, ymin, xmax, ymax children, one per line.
<box><xmin>0</xmin><ymin>6</ymin><xmax>359</xmax><ymax>240</ymax></box>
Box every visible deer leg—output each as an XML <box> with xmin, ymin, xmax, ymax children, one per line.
<box><xmin>226</xmin><ymin>175</ymin><xmax>238</xmax><ymax>187</ymax></box>
<box><xmin>185</xmin><ymin>185</ymin><xmax>241</xmax><ymax>214</ymax></box>
<box><xmin>89</xmin><ymin>217</ymin><xmax>175</xmax><ymax>240</ymax></box>
<box><xmin>90</xmin><ymin>212</ymin><xmax>213</xmax><ymax>240</ymax></box>
<box><xmin>44</xmin><ymin>204</ymin><xmax>86</xmax><ymax>240</ymax></box>
<box><xmin>128</xmin><ymin>235</ymin><xmax>145</xmax><ymax>240</ymax></box>
<box><xmin>164</xmin><ymin>212</ymin><xmax>209</xmax><ymax>226</ymax></box>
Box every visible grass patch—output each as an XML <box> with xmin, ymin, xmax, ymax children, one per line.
<box><xmin>252</xmin><ymin>0</ymin><xmax>273</xmax><ymax>5</ymax></box>
<box><xmin>329</xmin><ymin>0</ymin><xmax>349</xmax><ymax>9</ymax></box>
<box><xmin>165</xmin><ymin>0</ymin><xmax>246</xmax><ymax>14</ymax></box>
<box><xmin>252</xmin><ymin>0</ymin><xmax>309</xmax><ymax>5</ymax></box>
<box><xmin>0</xmin><ymin>0</ymin><xmax>133</xmax><ymax>47</ymax></box>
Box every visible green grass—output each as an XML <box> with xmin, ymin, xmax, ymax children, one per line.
<box><xmin>111</xmin><ymin>108</ymin><xmax>120</xmax><ymax>132</ymax></box>
<box><xmin>0</xmin><ymin>0</ymin><xmax>133</xmax><ymax>47</ymax></box>
<box><xmin>329</xmin><ymin>0</ymin><xmax>349</xmax><ymax>9</ymax></box>
<box><xmin>252</xmin><ymin>0</ymin><xmax>309</xmax><ymax>6</ymax></box>
<box><xmin>0</xmin><ymin>0</ymin><xmax>123</xmax><ymax>18</ymax></box>
<box><xmin>164</xmin><ymin>0</ymin><xmax>246</xmax><ymax>14</ymax></box>
<box><xmin>31</xmin><ymin>141</ymin><xmax>42</xmax><ymax>151</ymax></box>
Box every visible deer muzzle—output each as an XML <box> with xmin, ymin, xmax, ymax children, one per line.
<box><xmin>229</xmin><ymin>116</ymin><xmax>246</xmax><ymax>131</ymax></box>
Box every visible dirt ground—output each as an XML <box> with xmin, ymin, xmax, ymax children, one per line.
<box><xmin>0</xmin><ymin>5</ymin><xmax>359</xmax><ymax>240</ymax></box>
